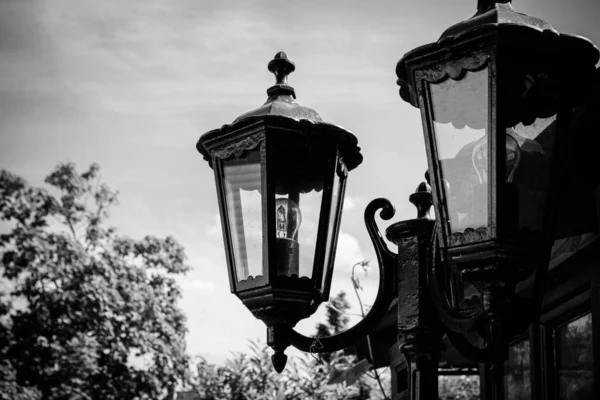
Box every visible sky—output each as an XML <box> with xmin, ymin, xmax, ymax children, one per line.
<box><xmin>1</xmin><ymin>0</ymin><xmax>599</xmax><ymax>365</ymax></box>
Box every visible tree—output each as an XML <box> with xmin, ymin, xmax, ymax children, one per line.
<box><xmin>0</xmin><ymin>163</ymin><xmax>190</xmax><ymax>400</ymax></box>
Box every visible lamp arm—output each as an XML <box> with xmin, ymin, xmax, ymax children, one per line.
<box><xmin>427</xmin><ymin>224</ymin><xmax>483</xmax><ymax>333</ymax></box>
<box><xmin>444</xmin><ymin>329</ymin><xmax>493</xmax><ymax>363</ymax></box>
<box><xmin>507</xmin><ymin>241</ymin><xmax>553</xmax><ymax>336</ymax></box>
<box><xmin>290</xmin><ymin>198</ymin><xmax>397</xmax><ymax>353</ymax></box>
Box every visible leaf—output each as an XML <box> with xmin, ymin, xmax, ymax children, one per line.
<box><xmin>327</xmin><ymin>359</ymin><xmax>372</xmax><ymax>386</ymax></box>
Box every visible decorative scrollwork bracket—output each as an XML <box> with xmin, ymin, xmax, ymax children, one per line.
<box><xmin>290</xmin><ymin>198</ymin><xmax>397</xmax><ymax>352</ymax></box>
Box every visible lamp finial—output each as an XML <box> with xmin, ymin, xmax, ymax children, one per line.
<box><xmin>477</xmin><ymin>0</ymin><xmax>512</xmax><ymax>13</ymax></box>
<box><xmin>266</xmin><ymin>51</ymin><xmax>296</xmax><ymax>99</ymax></box>
<box><xmin>409</xmin><ymin>181</ymin><xmax>433</xmax><ymax>220</ymax></box>
<box><xmin>268</xmin><ymin>51</ymin><xmax>295</xmax><ymax>85</ymax></box>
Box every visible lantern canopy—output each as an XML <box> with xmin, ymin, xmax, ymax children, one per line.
<box><xmin>197</xmin><ymin>52</ymin><xmax>362</xmax><ymax>371</ymax></box>
<box><xmin>396</xmin><ymin>0</ymin><xmax>599</xmax><ymax>275</ymax></box>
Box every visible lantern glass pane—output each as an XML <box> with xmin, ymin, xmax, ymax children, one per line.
<box><xmin>505</xmin><ymin>339</ymin><xmax>531</xmax><ymax>400</ymax></box>
<box><xmin>274</xmin><ymin>186</ymin><xmax>323</xmax><ymax>278</ymax></box>
<box><xmin>430</xmin><ymin>68</ymin><xmax>489</xmax><ymax>233</ymax></box>
<box><xmin>275</xmin><ymin>191</ymin><xmax>323</xmax><ymax>278</ymax></box>
<box><xmin>222</xmin><ymin>148</ymin><xmax>263</xmax><ymax>282</ymax></box>
<box><xmin>555</xmin><ymin>313</ymin><xmax>594</xmax><ymax>399</ymax></box>
<box><xmin>271</xmin><ymin>138</ymin><xmax>336</xmax><ymax>280</ymax></box>
<box><xmin>322</xmin><ymin>158</ymin><xmax>345</xmax><ymax>293</ymax></box>
<box><xmin>505</xmin><ymin>114</ymin><xmax>557</xmax><ymax>235</ymax></box>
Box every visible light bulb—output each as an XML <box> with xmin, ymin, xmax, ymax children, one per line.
<box><xmin>471</xmin><ymin>137</ymin><xmax>488</xmax><ymax>185</ymax></box>
<box><xmin>275</xmin><ymin>198</ymin><xmax>302</xmax><ymax>277</ymax></box>
<box><xmin>455</xmin><ymin>132</ymin><xmax>522</xmax><ymax>232</ymax></box>
<box><xmin>275</xmin><ymin>198</ymin><xmax>302</xmax><ymax>241</ymax></box>
<box><xmin>505</xmin><ymin>130</ymin><xmax>522</xmax><ymax>183</ymax></box>
<box><xmin>470</xmin><ymin>132</ymin><xmax>522</xmax><ymax>184</ymax></box>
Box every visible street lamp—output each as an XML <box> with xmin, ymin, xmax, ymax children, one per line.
<box><xmin>197</xmin><ymin>52</ymin><xmax>364</xmax><ymax>372</ymax></box>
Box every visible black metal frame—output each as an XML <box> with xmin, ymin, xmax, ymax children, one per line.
<box><xmin>320</xmin><ymin>156</ymin><xmax>348</xmax><ymax>301</ymax></box>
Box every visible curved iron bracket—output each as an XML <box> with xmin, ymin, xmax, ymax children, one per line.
<box><xmin>427</xmin><ymin>223</ymin><xmax>483</xmax><ymax>333</ymax></box>
<box><xmin>444</xmin><ymin>329</ymin><xmax>493</xmax><ymax>363</ymax></box>
<box><xmin>505</xmin><ymin>241</ymin><xmax>553</xmax><ymax>337</ymax></box>
<box><xmin>290</xmin><ymin>198</ymin><xmax>397</xmax><ymax>352</ymax></box>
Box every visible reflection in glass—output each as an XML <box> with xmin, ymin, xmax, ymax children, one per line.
<box><xmin>505</xmin><ymin>339</ymin><xmax>531</xmax><ymax>400</ymax></box>
<box><xmin>556</xmin><ymin>313</ymin><xmax>594</xmax><ymax>399</ymax></box>
<box><xmin>222</xmin><ymin>148</ymin><xmax>263</xmax><ymax>282</ymax></box>
<box><xmin>430</xmin><ymin>68</ymin><xmax>489</xmax><ymax>233</ymax></box>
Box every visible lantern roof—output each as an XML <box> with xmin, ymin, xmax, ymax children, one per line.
<box><xmin>197</xmin><ymin>51</ymin><xmax>363</xmax><ymax>171</ymax></box>
<box><xmin>232</xmin><ymin>51</ymin><xmax>323</xmax><ymax>124</ymax></box>
<box><xmin>439</xmin><ymin>0</ymin><xmax>555</xmax><ymax>43</ymax></box>
<box><xmin>396</xmin><ymin>0</ymin><xmax>600</xmax><ymax>107</ymax></box>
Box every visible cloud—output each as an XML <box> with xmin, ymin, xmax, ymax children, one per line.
<box><xmin>178</xmin><ymin>279</ymin><xmax>215</xmax><ymax>294</ymax></box>
<box><xmin>207</xmin><ymin>214</ymin><xmax>222</xmax><ymax>238</ymax></box>
<box><xmin>343</xmin><ymin>195</ymin><xmax>360</xmax><ymax>212</ymax></box>
<box><xmin>333</xmin><ymin>231</ymin><xmax>365</xmax><ymax>271</ymax></box>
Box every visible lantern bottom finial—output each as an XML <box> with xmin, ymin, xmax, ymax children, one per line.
<box><xmin>271</xmin><ymin>349</ymin><xmax>288</xmax><ymax>373</ymax></box>
<box><xmin>267</xmin><ymin>323</ymin><xmax>292</xmax><ymax>373</ymax></box>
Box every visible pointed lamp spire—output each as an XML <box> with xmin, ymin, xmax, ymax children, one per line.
<box><xmin>477</xmin><ymin>0</ymin><xmax>512</xmax><ymax>13</ymax></box>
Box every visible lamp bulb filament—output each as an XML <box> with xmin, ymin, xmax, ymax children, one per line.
<box><xmin>275</xmin><ymin>198</ymin><xmax>302</xmax><ymax>241</ymax></box>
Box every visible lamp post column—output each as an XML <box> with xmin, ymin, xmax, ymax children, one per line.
<box><xmin>480</xmin><ymin>282</ymin><xmax>509</xmax><ymax>400</ymax></box>
<box><xmin>387</xmin><ymin>182</ymin><xmax>444</xmax><ymax>400</ymax></box>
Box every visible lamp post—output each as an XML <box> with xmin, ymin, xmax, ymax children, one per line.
<box><xmin>196</xmin><ymin>1</ymin><xmax>599</xmax><ymax>398</ymax></box>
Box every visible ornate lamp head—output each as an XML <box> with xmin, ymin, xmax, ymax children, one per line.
<box><xmin>397</xmin><ymin>1</ymin><xmax>599</xmax><ymax>276</ymax></box>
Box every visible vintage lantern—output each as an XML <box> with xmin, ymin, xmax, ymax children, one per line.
<box><xmin>196</xmin><ymin>52</ymin><xmax>362</xmax><ymax>371</ymax></box>
<box><xmin>396</xmin><ymin>0</ymin><xmax>599</xmax><ymax>390</ymax></box>
<box><xmin>397</xmin><ymin>0</ymin><xmax>599</xmax><ymax>290</ymax></box>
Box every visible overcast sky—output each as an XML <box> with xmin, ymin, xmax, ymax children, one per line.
<box><xmin>1</xmin><ymin>0</ymin><xmax>599</xmax><ymax>365</ymax></box>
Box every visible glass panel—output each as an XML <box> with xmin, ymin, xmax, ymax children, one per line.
<box><xmin>459</xmin><ymin>279</ymin><xmax>481</xmax><ymax>310</ymax></box>
<box><xmin>267</xmin><ymin>136</ymin><xmax>337</xmax><ymax>280</ymax></box>
<box><xmin>439</xmin><ymin>375</ymin><xmax>480</xmax><ymax>399</ymax></box>
<box><xmin>505</xmin><ymin>115</ymin><xmax>556</xmax><ymax>234</ymax></box>
<box><xmin>505</xmin><ymin>339</ymin><xmax>531</xmax><ymax>400</ymax></box>
<box><xmin>271</xmin><ymin>138</ymin><xmax>334</xmax><ymax>280</ymax></box>
<box><xmin>222</xmin><ymin>148</ymin><xmax>262</xmax><ymax>282</ymax></box>
<box><xmin>556</xmin><ymin>313</ymin><xmax>594</xmax><ymax>399</ymax></box>
<box><xmin>321</xmin><ymin>158</ymin><xmax>345</xmax><ymax>293</ymax></box>
<box><xmin>430</xmin><ymin>67</ymin><xmax>489</xmax><ymax>233</ymax></box>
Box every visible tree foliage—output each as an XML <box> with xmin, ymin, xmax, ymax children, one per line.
<box><xmin>439</xmin><ymin>375</ymin><xmax>480</xmax><ymax>400</ymax></box>
<box><xmin>0</xmin><ymin>163</ymin><xmax>190</xmax><ymax>400</ymax></box>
